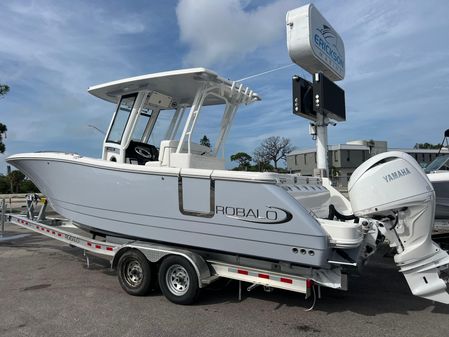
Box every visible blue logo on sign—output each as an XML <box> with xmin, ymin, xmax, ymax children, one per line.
<box><xmin>314</xmin><ymin>25</ymin><xmax>344</xmax><ymax>69</ymax></box>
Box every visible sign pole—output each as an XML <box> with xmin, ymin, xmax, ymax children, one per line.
<box><xmin>315</xmin><ymin>112</ymin><xmax>328</xmax><ymax>178</ymax></box>
<box><xmin>313</xmin><ymin>72</ymin><xmax>329</xmax><ymax>178</ymax></box>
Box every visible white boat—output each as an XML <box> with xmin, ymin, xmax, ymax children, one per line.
<box><xmin>426</xmin><ymin>153</ymin><xmax>449</xmax><ymax>219</ymax></box>
<box><xmin>7</xmin><ymin>68</ymin><xmax>357</xmax><ymax>268</ymax></box>
<box><xmin>7</xmin><ymin>68</ymin><xmax>449</xmax><ymax>303</ymax></box>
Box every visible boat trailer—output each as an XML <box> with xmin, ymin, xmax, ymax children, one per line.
<box><xmin>1</xmin><ymin>200</ymin><xmax>339</xmax><ymax>309</ymax></box>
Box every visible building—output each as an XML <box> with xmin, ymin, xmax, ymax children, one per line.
<box><xmin>286</xmin><ymin>140</ymin><xmax>449</xmax><ymax>189</ymax></box>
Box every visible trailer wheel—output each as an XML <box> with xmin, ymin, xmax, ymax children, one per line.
<box><xmin>117</xmin><ymin>250</ymin><xmax>153</xmax><ymax>296</ymax></box>
<box><xmin>158</xmin><ymin>256</ymin><xmax>200</xmax><ymax>305</ymax></box>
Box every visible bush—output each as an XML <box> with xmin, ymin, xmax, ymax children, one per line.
<box><xmin>0</xmin><ymin>175</ymin><xmax>9</xmax><ymax>193</ymax></box>
<box><xmin>20</xmin><ymin>179</ymin><xmax>40</xmax><ymax>193</ymax></box>
<box><xmin>0</xmin><ymin>174</ymin><xmax>40</xmax><ymax>194</ymax></box>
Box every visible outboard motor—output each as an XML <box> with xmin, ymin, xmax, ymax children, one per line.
<box><xmin>348</xmin><ymin>151</ymin><xmax>449</xmax><ymax>303</ymax></box>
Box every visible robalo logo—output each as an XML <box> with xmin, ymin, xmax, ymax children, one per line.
<box><xmin>215</xmin><ymin>205</ymin><xmax>293</xmax><ymax>224</ymax></box>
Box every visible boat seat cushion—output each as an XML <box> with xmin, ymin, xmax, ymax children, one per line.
<box><xmin>159</xmin><ymin>140</ymin><xmax>210</xmax><ymax>164</ymax></box>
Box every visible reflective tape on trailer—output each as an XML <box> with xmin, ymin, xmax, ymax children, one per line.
<box><xmin>229</xmin><ymin>267</ymin><xmax>295</xmax><ymax>285</ymax></box>
<box><xmin>87</xmin><ymin>242</ymin><xmax>114</xmax><ymax>251</ymax></box>
<box><xmin>210</xmin><ymin>261</ymin><xmax>312</xmax><ymax>296</ymax></box>
<box><xmin>9</xmin><ymin>215</ymin><xmax>119</xmax><ymax>256</ymax></box>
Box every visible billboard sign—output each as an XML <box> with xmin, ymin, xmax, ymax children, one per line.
<box><xmin>286</xmin><ymin>4</ymin><xmax>345</xmax><ymax>81</ymax></box>
<box><xmin>292</xmin><ymin>73</ymin><xmax>346</xmax><ymax>122</ymax></box>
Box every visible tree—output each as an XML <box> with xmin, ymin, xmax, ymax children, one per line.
<box><xmin>252</xmin><ymin>152</ymin><xmax>274</xmax><ymax>172</ymax></box>
<box><xmin>0</xmin><ymin>83</ymin><xmax>9</xmax><ymax>154</ymax></box>
<box><xmin>7</xmin><ymin>170</ymin><xmax>25</xmax><ymax>193</ymax></box>
<box><xmin>0</xmin><ymin>123</ymin><xmax>6</xmax><ymax>153</ymax></box>
<box><xmin>0</xmin><ymin>84</ymin><xmax>10</xmax><ymax>97</ymax></box>
<box><xmin>0</xmin><ymin>175</ymin><xmax>9</xmax><ymax>193</ymax></box>
<box><xmin>230</xmin><ymin>152</ymin><xmax>252</xmax><ymax>171</ymax></box>
<box><xmin>20</xmin><ymin>179</ymin><xmax>40</xmax><ymax>193</ymax></box>
<box><xmin>413</xmin><ymin>143</ymin><xmax>441</xmax><ymax>150</ymax></box>
<box><xmin>254</xmin><ymin>136</ymin><xmax>294</xmax><ymax>171</ymax></box>
<box><xmin>200</xmin><ymin>135</ymin><xmax>211</xmax><ymax>148</ymax></box>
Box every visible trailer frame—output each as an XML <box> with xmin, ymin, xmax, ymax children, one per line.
<box><xmin>3</xmin><ymin>212</ymin><xmax>347</xmax><ymax>305</ymax></box>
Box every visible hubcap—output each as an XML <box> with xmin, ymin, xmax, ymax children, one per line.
<box><xmin>124</xmin><ymin>260</ymin><xmax>143</xmax><ymax>288</ymax></box>
<box><xmin>166</xmin><ymin>264</ymin><xmax>190</xmax><ymax>296</ymax></box>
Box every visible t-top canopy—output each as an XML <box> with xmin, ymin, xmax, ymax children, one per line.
<box><xmin>88</xmin><ymin>67</ymin><xmax>259</xmax><ymax>106</ymax></box>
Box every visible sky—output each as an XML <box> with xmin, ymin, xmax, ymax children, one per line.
<box><xmin>1</xmin><ymin>0</ymin><xmax>449</xmax><ymax>173</ymax></box>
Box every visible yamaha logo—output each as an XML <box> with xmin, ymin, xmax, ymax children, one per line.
<box><xmin>216</xmin><ymin>206</ymin><xmax>293</xmax><ymax>224</ymax></box>
<box><xmin>382</xmin><ymin>167</ymin><xmax>412</xmax><ymax>183</ymax></box>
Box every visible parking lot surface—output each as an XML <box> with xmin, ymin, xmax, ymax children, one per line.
<box><xmin>0</xmin><ymin>224</ymin><xmax>448</xmax><ymax>337</ymax></box>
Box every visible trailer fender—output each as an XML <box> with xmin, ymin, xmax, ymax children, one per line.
<box><xmin>112</xmin><ymin>244</ymin><xmax>211</xmax><ymax>288</ymax></box>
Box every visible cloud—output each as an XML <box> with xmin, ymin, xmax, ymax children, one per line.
<box><xmin>176</xmin><ymin>0</ymin><xmax>300</xmax><ymax>67</ymax></box>
<box><xmin>0</xmin><ymin>1</ymin><xmax>166</xmax><ymax>172</ymax></box>
<box><xmin>1</xmin><ymin>0</ymin><xmax>449</xmax><ymax>174</ymax></box>
<box><xmin>0</xmin><ymin>2</ymin><xmax>150</xmax><ymax>94</ymax></box>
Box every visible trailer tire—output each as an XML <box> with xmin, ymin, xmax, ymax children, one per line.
<box><xmin>117</xmin><ymin>250</ymin><xmax>153</xmax><ymax>296</ymax></box>
<box><xmin>158</xmin><ymin>255</ymin><xmax>200</xmax><ymax>305</ymax></box>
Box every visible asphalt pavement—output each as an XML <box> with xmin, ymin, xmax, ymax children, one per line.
<box><xmin>0</xmin><ymin>223</ymin><xmax>448</xmax><ymax>337</ymax></box>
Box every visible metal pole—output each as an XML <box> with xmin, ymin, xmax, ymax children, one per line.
<box><xmin>315</xmin><ymin>112</ymin><xmax>328</xmax><ymax>177</ymax></box>
<box><xmin>312</xmin><ymin>72</ymin><xmax>329</xmax><ymax>178</ymax></box>
<box><xmin>37</xmin><ymin>198</ymin><xmax>48</xmax><ymax>221</ymax></box>
<box><xmin>238</xmin><ymin>280</ymin><xmax>242</xmax><ymax>301</ymax></box>
<box><xmin>1</xmin><ymin>198</ymin><xmax>5</xmax><ymax>237</ymax></box>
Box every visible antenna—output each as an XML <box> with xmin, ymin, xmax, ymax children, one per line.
<box><xmin>88</xmin><ymin>124</ymin><xmax>105</xmax><ymax>135</ymax></box>
<box><xmin>436</xmin><ymin>129</ymin><xmax>449</xmax><ymax>156</ymax></box>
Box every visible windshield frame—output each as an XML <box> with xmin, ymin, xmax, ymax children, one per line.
<box><xmin>106</xmin><ymin>93</ymin><xmax>138</xmax><ymax>145</ymax></box>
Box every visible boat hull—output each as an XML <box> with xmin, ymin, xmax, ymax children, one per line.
<box><xmin>428</xmin><ymin>173</ymin><xmax>449</xmax><ymax>219</ymax></box>
<box><xmin>7</xmin><ymin>153</ymin><xmax>331</xmax><ymax>267</ymax></box>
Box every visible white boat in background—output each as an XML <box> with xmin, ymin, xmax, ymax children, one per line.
<box><xmin>425</xmin><ymin>130</ymin><xmax>449</xmax><ymax>219</ymax></box>
<box><xmin>429</xmin><ymin>170</ymin><xmax>449</xmax><ymax>219</ymax></box>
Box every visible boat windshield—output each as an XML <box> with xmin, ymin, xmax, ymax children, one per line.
<box><xmin>131</xmin><ymin>108</ymin><xmax>176</xmax><ymax>148</ymax></box>
<box><xmin>107</xmin><ymin>94</ymin><xmax>137</xmax><ymax>144</ymax></box>
<box><xmin>131</xmin><ymin>109</ymin><xmax>151</xmax><ymax>142</ymax></box>
<box><xmin>149</xmin><ymin>110</ymin><xmax>176</xmax><ymax>147</ymax></box>
<box><xmin>424</xmin><ymin>155</ymin><xmax>449</xmax><ymax>173</ymax></box>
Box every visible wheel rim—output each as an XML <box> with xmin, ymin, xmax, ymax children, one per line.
<box><xmin>166</xmin><ymin>264</ymin><xmax>190</xmax><ymax>296</ymax></box>
<box><xmin>123</xmin><ymin>259</ymin><xmax>144</xmax><ymax>288</ymax></box>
